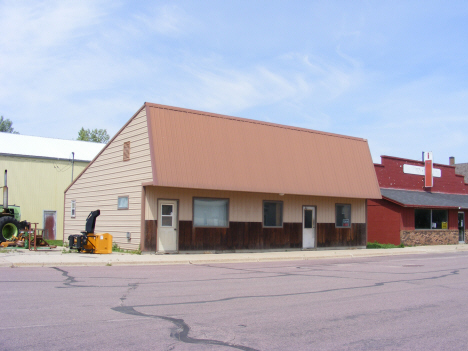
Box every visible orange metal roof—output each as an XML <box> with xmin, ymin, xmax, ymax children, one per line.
<box><xmin>145</xmin><ymin>103</ymin><xmax>381</xmax><ymax>199</ymax></box>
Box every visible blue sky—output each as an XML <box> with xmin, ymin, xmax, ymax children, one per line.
<box><xmin>1</xmin><ymin>1</ymin><xmax>468</xmax><ymax>164</ymax></box>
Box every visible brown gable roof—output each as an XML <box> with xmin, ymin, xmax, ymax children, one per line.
<box><xmin>145</xmin><ymin>103</ymin><xmax>381</xmax><ymax>199</ymax></box>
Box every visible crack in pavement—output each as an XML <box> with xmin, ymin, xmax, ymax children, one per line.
<box><xmin>51</xmin><ymin>267</ymin><xmax>107</xmax><ymax>288</ymax></box>
<box><xmin>129</xmin><ymin>269</ymin><xmax>460</xmax><ymax>309</ymax></box>
<box><xmin>114</xmin><ymin>281</ymin><xmax>259</xmax><ymax>350</ymax></box>
<box><xmin>109</xmin><ymin>267</ymin><xmax>459</xmax><ymax>351</ymax></box>
<box><xmin>120</xmin><ymin>283</ymin><xmax>139</xmax><ymax>306</ymax></box>
<box><xmin>112</xmin><ymin>305</ymin><xmax>259</xmax><ymax>351</ymax></box>
<box><xmin>51</xmin><ymin>267</ymin><xmax>78</xmax><ymax>286</ymax></box>
<box><xmin>51</xmin><ymin>267</ymin><xmax>141</xmax><ymax>289</ymax></box>
<box><xmin>50</xmin><ymin>262</ymin><xmax>461</xmax><ymax>350</ymax></box>
<box><xmin>201</xmin><ymin>262</ymin><xmax>463</xmax><ymax>279</ymax></box>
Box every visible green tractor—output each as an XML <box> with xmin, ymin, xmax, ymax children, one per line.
<box><xmin>0</xmin><ymin>170</ymin><xmax>26</xmax><ymax>243</ymax></box>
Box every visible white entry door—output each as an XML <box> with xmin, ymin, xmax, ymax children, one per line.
<box><xmin>157</xmin><ymin>200</ymin><xmax>178</xmax><ymax>253</ymax></box>
<box><xmin>303</xmin><ymin>206</ymin><xmax>316</xmax><ymax>249</ymax></box>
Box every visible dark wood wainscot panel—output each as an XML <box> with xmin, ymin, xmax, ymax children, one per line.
<box><xmin>144</xmin><ymin>220</ymin><xmax>157</xmax><ymax>251</ymax></box>
<box><xmin>317</xmin><ymin>223</ymin><xmax>366</xmax><ymax>247</ymax></box>
<box><xmin>179</xmin><ymin>221</ymin><xmax>302</xmax><ymax>251</ymax></box>
<box><xmin>146</xmin><ymin>221</ymin><xmax>366</xmax><ymax>251</ymax></box>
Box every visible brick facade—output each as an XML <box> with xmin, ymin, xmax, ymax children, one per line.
<box><xmin>375</xmin><ymin>156</ymin><xmax>468</xmax><ymax>194</ymax></box>
<box><xmin>368</xmin><ymin>156</ymin><xmax>468</xmax><ymax>246</ymax></box>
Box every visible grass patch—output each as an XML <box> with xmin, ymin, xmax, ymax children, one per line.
<box><xmin>112</xmin><ymin>243</ymin><xmax>141</xmax><ymax>255</ymax></box>
<box><xmin>367</xmin><ymin>241</ymin><xmax>404</xmax><ymax>249</ymax></box>
<box><xmin>0</xmin><ymin>247</ymin><xmax>24</xmax><ymax>253</ymax></box>
<box><xmin>46</xmin><ymin>240</ymin><xmax>64</xmax><ymax>247</ymax></box>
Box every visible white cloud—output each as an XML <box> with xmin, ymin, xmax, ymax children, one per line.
<box><xmin>0</xmin><ymin>1</ymin><xmax>149</xmax><ymax>137</ymax></box>
<box><xmin>160</xmin><ymin>51</ymin><xmax>364</xmax><ymax>121</ymax></box>
<box><xmin>0</xmin><ymin>1</ymin><xmax>104</xmax><ymax>52</ymax></box>
<box><xmin>1</xmin><ymin>1</ymin><xmax>366</xmax><ymax>139</ymax></box>
<box><xmin>354</xmin><ymin>76</ymin><xmax>468</xmax><ymax>163</ymax></box>
<box><xmin>0</xmin><ymin>1</ymin><xmax>108</xmax><ymax>100</ymax></box>
<box><xmin>133</xmin><ymin>4</ymin><xmax>194</xmax><ymax>36</ymax></box>
<box><xmin>1</xmin><ymin>0</ymin><xmax>467</xmax><ymax>167</ymax></box>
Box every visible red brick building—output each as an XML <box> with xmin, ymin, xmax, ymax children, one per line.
<box><xmin>368</xmin><ymin>155</ymin><xmax>468</xmax><ymax>246</ymax></box>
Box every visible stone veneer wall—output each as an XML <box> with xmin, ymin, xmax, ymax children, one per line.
<box><xmin>454</xmin><ymin>163</ymin><xmax>468</xmax><ymax>183</ymax></box>
<box><xmin>400</xmin><ymin>230</ymin><xmax>458</xmax><ymax>246</ymax></box>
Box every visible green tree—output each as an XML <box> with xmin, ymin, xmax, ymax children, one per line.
<box><xmin>77</xmin><ymin>127</ymin><xmax>110</xmax><ymax>143</ymax></box>
<box><xmin>0</xmin><ymin>116</ymin><xmax>19</xmax><ymax>133</ymax></box>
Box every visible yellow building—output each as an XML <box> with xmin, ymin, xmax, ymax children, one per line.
<box><xmin>0</xmin><ymin>133</ymin><xmax>104</xmax><ymax>240</ymax></box>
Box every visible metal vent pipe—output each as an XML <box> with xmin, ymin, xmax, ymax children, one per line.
<box><xmin>3</xmin><ymin>170</ymin><xmax>8</xmax><ymax>210</ymax></box>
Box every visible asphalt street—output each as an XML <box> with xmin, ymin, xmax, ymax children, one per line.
<box><xmin>1</xmin><ymin>252</ymin><xmax>468</xmax><ymax>350</ymax></box>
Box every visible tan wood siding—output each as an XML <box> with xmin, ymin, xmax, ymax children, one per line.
<box><xmin>64</xmin><ymin>110</ymin><xmax>152</xmax><ymax>250</ymax></box>
<box><xmin>145</xmin><ymin>186</ymin><xmax>366</xmax><ymax>224</ymax></box>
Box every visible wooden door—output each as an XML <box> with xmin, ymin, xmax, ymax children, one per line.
<box><xmin>157</xmin><ymin>200</ymin><xmax>178</xmax><ymax>253</ymax></box>
<box><xmin>43</xmin><ymin>211</ymin><xmax>56</xmax><ymax>240</ymax></box>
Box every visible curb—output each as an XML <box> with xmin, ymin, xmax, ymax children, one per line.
<box><xmin>1</xmin><ymin>245</ymin><xmax>468</xmax><ymax>268</ymax></box>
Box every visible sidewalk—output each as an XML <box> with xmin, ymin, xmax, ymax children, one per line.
<box><xmin>1</xmin><ymin>244</ymin><xmax>468</xmax><ymax>267</ymax></box>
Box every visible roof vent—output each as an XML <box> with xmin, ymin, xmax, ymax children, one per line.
<box><xmin>123</xmin><ymin>141</ymin><xmax>130</xmax><ymax>161</ymax></box>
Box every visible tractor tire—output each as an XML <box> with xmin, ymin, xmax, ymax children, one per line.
<box><xmin>0</xmin><ymin>216</ymin><xmax>20</xmax><ymax>242</ymax></box>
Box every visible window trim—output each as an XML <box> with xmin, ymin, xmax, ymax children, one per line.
<box><xmin>118</xmin><ymin>196</ymin><xmax>129</xmax><ymax>210</ymax></box>
<box><xmin>71</xmin><ymin>200</ymin><xmax>76</xmax><ymax>218</ymax></box>
<box><xmin>263</xmin><ymin>200</ymin><xmax>284</xmax><ymax>228</ymax></box>
<box><xmin>192</xmin><ymin>197</ymin><xmax>230</xmax><ymax>228</ymax></box>
<box><xmin>335</xmin><ymin>203</ymin><xmax>352</xmax><ymax>228</ymax></box>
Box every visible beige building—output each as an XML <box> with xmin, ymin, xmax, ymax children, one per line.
<box><xmin>65</xmin><ymin>103</ymin><xmax>381</xmax><ymax>252</ymax></box>
<box><xmin>0</xmin><ymin>133</ymin><xmax>104</xmax><ymax>240</ymax></box>
<box><xmin>64</xmin><ymin>103</ymin><xmax>381</xmax><ymax>252</ymax></box>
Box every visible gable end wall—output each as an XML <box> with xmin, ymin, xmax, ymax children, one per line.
<box><xmin>64</xmin><ymin>109</ymin><xmax>153</xmax><ymax>249</ymax></box>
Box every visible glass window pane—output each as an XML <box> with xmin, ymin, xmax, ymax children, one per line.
<box><xmin>194</xmin><ymin>199</ymin><xmax>228</xmax><ymax>227</ymax></box>
<box><xmin>415</xmin><ymin>209</ymin><xmax>431</xmax><ymax>229</ymax></box>
<box><xmin>459</xmin><ymin>213</ymin><xmax>464</xmax><ymax>241</ymax></box>
<box><xmin>161</xmin><ymin>216</ymin><xmax>173</xmax><ymax>227</ymax></box>
<box><xmin>162</xmin><ymin>205</ymin><xmax>173</xmax><ymax>216</ymax></box>
<box><xmin>118</xmin><ymin>196</ymin><xmax>128</xmax><ymax>209</ymax></box>
<box><xmin>263</xmin><ymin>202</ymin><xmax>283</xmax><ymax>227</ymax></box>
<box><xmin>432</xmin><ymin>210</ymin><xmax>448</xmax><ymax>229</ymax></box>
<box><xmin>336</xmin><ymin>204</ymin><xmax>351</xmax><ymax>227</ymax></box>
<box><xmin>304</xmin><ymin>210</ymin><xmax>312</xmax><ymax>229</ymax></box>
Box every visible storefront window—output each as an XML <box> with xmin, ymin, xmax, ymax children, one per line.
<box><xmin>415</xmin><ymin>209</ymin><xmax>448</xmax><ymax>229</ymax></box>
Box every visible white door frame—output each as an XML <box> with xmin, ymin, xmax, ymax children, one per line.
<box><xmin>302</xmin><ymin>206</ymin><xmax>316</xmax><ymax>249</ymax></box>
<box><xmin>157</xmin><ymin>199</ymin><xmax>179</xmax><ymax>253</ymax></box>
